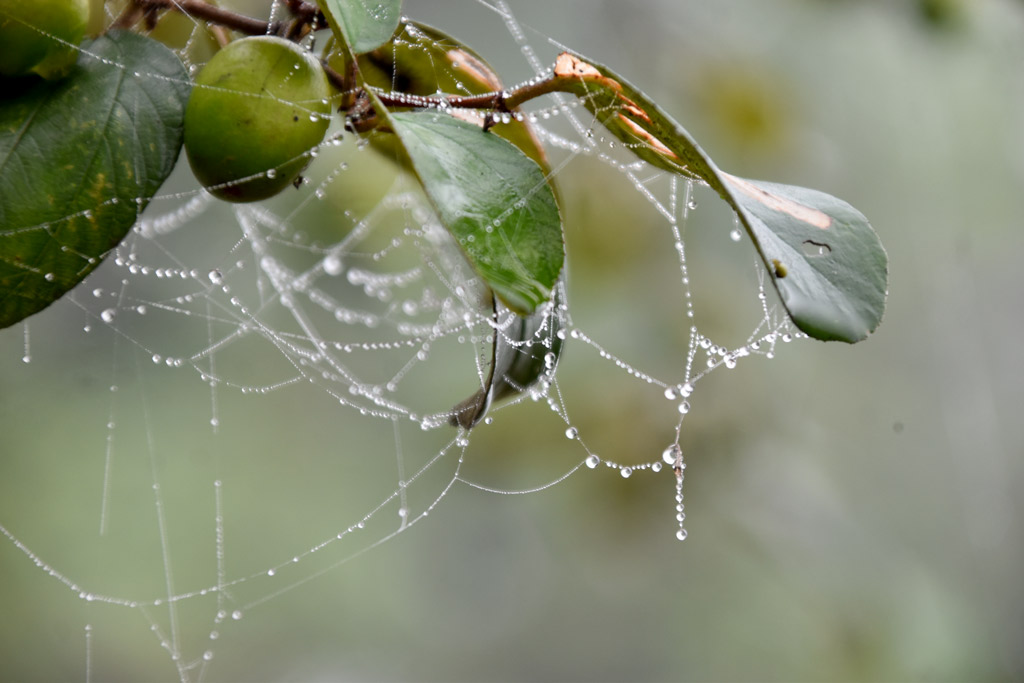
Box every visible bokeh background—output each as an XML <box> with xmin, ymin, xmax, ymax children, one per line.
<box><xmin>2</xmin><ymin>0</ymin><xmax>1023</xmax><ymax>680</ymax></box>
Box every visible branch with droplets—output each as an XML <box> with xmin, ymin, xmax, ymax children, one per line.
<box><xmin>320</xmin><ymin>62</ymin><xmax>569</xmax><ymax>133</ymax></box>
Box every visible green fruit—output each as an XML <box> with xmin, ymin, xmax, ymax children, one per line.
<box><xmin>0</xmin><ymin>0</ymin><xmax>89</xmax><ymax>79</ymax></box>
<box><xmin>184</xmin><ymin>36</ymin><xmax>332</xmax><ymax>203</ymax></box>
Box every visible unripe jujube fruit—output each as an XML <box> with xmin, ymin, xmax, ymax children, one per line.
<box><xmin>0</xmin><ymin>0</ymin><xmax>89</xmax><ymax>79</ymax></box>
<box><xmin>184</xmin><ymin>36</ymin><xmax>331</xmax><ymax>202</ymax></box>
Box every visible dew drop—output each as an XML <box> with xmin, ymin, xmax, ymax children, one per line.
<box><xmin>678</xmin><ymin>401</ymin><xmax>690</xmax><ymax>414</ymax></box>
<box><xmin>203</xmin><ymin>651</ymin><xmax>214</xmax><ymax>661</ymax></box>
<box><xmin>231</xmin><ymin>610</ymin><xmax>242</xmax><ymax>621</ymax></box>
<box><xmin>564</xmin><ymin>427</ymin><xmax>578</xmax><ymax>440</ymax></box>
<box><xmin>680</xmin><ymin>382</ymin><xmax>693</xmax><ymax>397</ymax></box>
<box><xmin>662</xmin><ymin>444</ymin><xmax>681</xmax><ymax>465</ymax></box>
<box><xmin>323</xmin><ymin>254</ymin><xmax>343</xmax><ymax>276</ymax></box>
<box><xmin>585</xmin><ymin>454</ymin><xmax>600</xmax><ymax>469</ymax></box>
<box><xmin>729</xmin><ymin>228</ymin><xmax>742</xmax><ymax>242</ymax></box>
<box><xmin>620</xmin><ymin>467</ymin><xmax>632</xmax><ymax>478</ymax></box>
<box><xmin>208</xmin><ymin>269</ymin><xmax>223</xmax><ymax>284</ymax></box>
<box><xmin>676</xmin><ymin>528</ymin><xmax>688</xmax><ymax>541</ymax></box>
<box><xmin>265</xmin><ymin>168</ymin><xmax>277</xmax><ymax>179</ymax></box>
<box><xmin>664</xmin><ymin>386</ymin><xmax>678</xmax><ymax>400</ymax></box>
<box><xmin>44</xmin><ymin>272</ymin><xmax>55</xmax><ymax>281</ymax></box>
<box><xmin>100</xmin><ymin>308</ymin><xmax>116</xmax><ymax>323</ymax></box>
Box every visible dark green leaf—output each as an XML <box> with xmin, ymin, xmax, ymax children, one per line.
<box><xmin>451</xmin><ymin>282</ymin><xmax>565</xmax><ymax>429</ymax></box>
<box><xmin>319</xmin><ymin>0</ymin><xmax>402</xmax><ymax>55</ymax></box>
<box><xmin>0</xmin><ymin>30</ymin><xmax>189</xmax><ymax>329</ymax></box>
<box><xmin>387</xmin><ymin>110</ymin><xmax>564</xmax><ymax>315</ymax></box>
<box><xmin>548</xmin><ymin>52</ymin><xmax>888</xmax><ymax>342</ymax></box>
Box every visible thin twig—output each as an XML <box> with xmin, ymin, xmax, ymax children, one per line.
<box><xmin>117</xmin><ymin>0</ymin><xmax>315</xmax><ymax>36</ymax></box>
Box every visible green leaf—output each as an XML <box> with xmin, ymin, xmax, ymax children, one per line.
<box><xmin>719</xmin><ymin>174</ymin><xmax>888</xmax><ymax>342</ymax></box>
<box><xmin>319</xmin><ymin>0</ymin><xmax>402</xmax><ymax>55</ymax></box>
<box><xmin>451</xmin><ymin>283</ymin><xmax>565</xmax><ymax>429</ymax></box>
<box><xmin>357</xmin><ymin>21</ymin><xmax>551</xmax><ymax>171</ymax></box>
<box><xmin>0</xmin><ymin>30</ymin><xmax>189</xmax><ymax>329</ymax></box>
<box><xmin>548</xmin><ymin>52</ymin><xmax>888</xmax><ymax>342</ymax></box>
<box><xmin>387</xmin><ymin>110</ymin><xmax>564</xmax><ymax>315</ymax></box>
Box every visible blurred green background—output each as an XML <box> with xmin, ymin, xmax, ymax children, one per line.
<box><xmin>2</xmin><ymin>0</ymin><xmax>1023</xmax><ymax>680</ymax></box>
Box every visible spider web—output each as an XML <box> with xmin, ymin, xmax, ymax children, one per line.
<box><xmin>0</xmin><ymin>2</ymin><xmax>807</xmax><ymax>680</ymax></box>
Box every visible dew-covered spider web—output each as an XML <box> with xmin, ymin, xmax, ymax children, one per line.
<box><xmin>1</xmin><ymin>2</ymin><xmax>811</xmax><ymax>680</ymax></box>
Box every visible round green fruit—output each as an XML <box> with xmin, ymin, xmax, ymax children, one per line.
<box><xmin>0</xmin><ymin>0</ymin><xmax>89</xmax><ymax>79</ymax></box>
<box><xmin>184</xmin><ymin>36</ymin><xmax>332</xmax><ymax>203</ymax></box>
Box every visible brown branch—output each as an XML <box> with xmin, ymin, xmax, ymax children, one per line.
<box><xmin>370</xmin><ymin>76</ymin><xmax>565</xmax><ymax>114</ymax></box>
<box><xmin>116</xmin><ymin>0</ymin><xmax>323</xmax><ymax>36</ymax></box>
<box><xmin>132</xmin><ymin>0</ymin><xmax>274</xmax><ymax>35</ymax></box>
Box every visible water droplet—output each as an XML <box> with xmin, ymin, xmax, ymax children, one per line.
<box><xmin>620</xmin><ymin>467</ymin><xmax>633</xmax><ymax>478</ymax></box>
<box><xmin>100</xmin><ymin>308</ymin><xmax>116</xmax><ymax>323</ymax></box>
<box><xmin>585</xmin><ymin>454</ymin><xmax>600</xmax><ymax>469</ymax></box>
<box><xmin>662</xmin><ymin>444</ymin><xmax>681</xmax><ymax>465</ymax></box>
<box><xmin>564</xmin><ymin>427</ymin><xmax>578</xmax><ymax>440</ymax></box>
<box><xmin>231</xmin><ymin>610</ymin><xmax>242</xmax><ymax>620</ymax></box>
<box><xmin>678</xmin><ymin>401</ymin><xmax>690</xmax><ymax>414</ymax></box>
<box><xmin>265</xmin><ymin>168</ymin><xmax>277</xmax><ymax>179</ymax></box>
<box><xmin>664</xmin><ymin>386</ymin><xmax>678</xmax><ymax>400</ymax></box>
<box><xmin>729</xmin><ymin>228</ymin><xmax>742</xmax><ymax>242</ymax></box>
<box><xmin>676</xmin><ymin>528</ymin><xmax>688</xmax><ymax>541</ymax></box>
<box><xmin>44</xmin><ymin>272</ymin><xmax>55</xmax><ymax>281</ymax></box>
<box><xmin>208</xmin><ymin>269</ymin><xmax>223</xmax><ymax>284</ymax></box>
<box><xmin>680</xmin><ymin>382</ymin><xmax>693</xmax><ymax>397</ymax></box>
<box><xmin>267</xmin><ymin>569</ymin><xmax>275</xmax><ymax>577</ymax></box>
<box><xmin>203</xmin><ymin>651</ymin><xmax>214</xmax><ymax>661</ymax></box>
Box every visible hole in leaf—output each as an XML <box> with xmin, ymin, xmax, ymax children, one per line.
<box><xmin>801</xmin><ymin>240</ymin><xmax>831</xmax><ymax>257</ymax></box>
